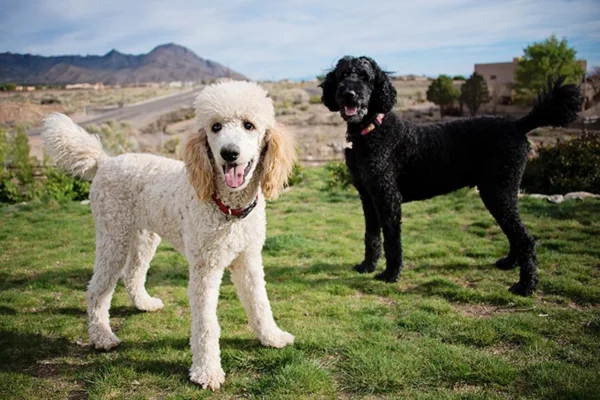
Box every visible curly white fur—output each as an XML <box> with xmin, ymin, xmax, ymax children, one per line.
<box><xmin>42</xmin><ymin>81</ymin><xmax>296</xmax><ymax>391</ymax></box>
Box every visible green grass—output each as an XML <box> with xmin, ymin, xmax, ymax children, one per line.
<box><xmin>1</xmin><ymin>167</ymin><xmax>599</xmax><ymax>399</ymax></box>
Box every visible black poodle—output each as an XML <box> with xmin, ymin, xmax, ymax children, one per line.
<box><xmin>320</xmin><ymin>56</ymin><xmax>581</xmax><ymax>296</ymax></box>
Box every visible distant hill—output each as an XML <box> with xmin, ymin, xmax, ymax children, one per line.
<box><xmin>0</xmin><ymin>43</ymin><xmax>246</xmax><ymax>85</ymax></box>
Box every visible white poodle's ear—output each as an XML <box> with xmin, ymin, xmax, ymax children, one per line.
<box><xmin>185</xmin><ymin>128</ymin><xmax>214</xmax><ymax>201</ymax></box>
<box><xmin>261</xmin><ymin>123</ymin><xmax>296</xmax><ymax>200</ymax></box>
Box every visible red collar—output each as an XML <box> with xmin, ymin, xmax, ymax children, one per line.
<box><xmin>361</xmin><ymin>113</ymin><xmax>385</xmax><ymax>135</ymax></box>
<box><xmin>212</xmin><ymin>193</ymin><xmax>258</xmax><ymax>220</ymax></box>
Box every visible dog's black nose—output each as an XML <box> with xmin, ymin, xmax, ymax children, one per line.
<box><xmin>220</xmin><ymin>145</ymin><xmax>240</xmax><ymax>162</ymax></box>
<box><xmin>343</xmin><ymin>91</ymin><xmax>357</xmax><ymax>101</ymax></box>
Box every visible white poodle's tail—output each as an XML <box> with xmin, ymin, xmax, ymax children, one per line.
<box><xmin>42</xmin><ymin>113</ymin><xmax>107</xmax><ymax>180</ymax></box>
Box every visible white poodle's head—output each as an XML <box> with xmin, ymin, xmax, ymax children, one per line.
<box><xmin>185</xmin><ymin>81</ymin><xmax>296</xmax><ymax>200</ymax></box>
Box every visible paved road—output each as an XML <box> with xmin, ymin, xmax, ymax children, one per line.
<box><xmin>29</xmin><ymin>87</ymin><xmax>204</xmax><ymax>137</ymax></box>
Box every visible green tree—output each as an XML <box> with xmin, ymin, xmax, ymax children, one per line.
<box><xmin>514</xmin><ymin>35</ymin><xmax>585</xmax><ymax>101</ymax></box>
<box><xmin>0</xmin><ymin>82</ymin><xmax>17</xmax><ymax>91</ymax></box>
<box><xmin>453</xmin><ymin>75</ymin><xmax>466</xmax><ymax>81</ymax></box>
<box><xmin>427</xmin><ymin>75</ymin><xmax>459</xmax><ymax>116</ymax></box>
<box><xmin>460</xmin><ymin>72</ymin><xmax>489</xmax><ymax>116</ymax></box>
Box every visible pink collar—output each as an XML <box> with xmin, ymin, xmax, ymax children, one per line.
<box><xmin>361</xmin><ymin>113</ymin><xmax>385</xmax><ymax>135</ymax></box>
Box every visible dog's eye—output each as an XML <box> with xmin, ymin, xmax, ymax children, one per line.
<box><xmin>211</xmin><ymin>123</ymin><xmax>222</xmax><ymax>133</ymax></box>
<box><xmin>243</xmin><ymin>121</ymin><xmax>255</xmax><ymax>131</ymax></box>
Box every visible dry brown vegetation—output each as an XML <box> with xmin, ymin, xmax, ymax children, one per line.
<box><xmin>0</xmin><ymin>86</ymin><xmax>183</xmax><ymax>125</ymax></box>
<box><xmin>2</xmin><ymin>79</ymin><xmax>586</xmax><ymax>163</ymax></box>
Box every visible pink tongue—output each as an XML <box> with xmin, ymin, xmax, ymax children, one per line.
<box><xmin>224</xmin><ymin>164</ymin><xmax>245</xmax><ymax>188</ymax></box>
<box><xmin>345</xmin><ymin>106</ymin><xmax>358</xmax><ymax>116</ymax></box>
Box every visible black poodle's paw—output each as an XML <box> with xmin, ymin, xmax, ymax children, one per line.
<box><xmin>353</xmin><ymin>262</ymin><xmax>376</xmax><ymax>274</ymax></box>
<box><xmin>495</xmin><ymin>255</ymin><xmax>517</xmax><ymax>270</ymax></box>
<box><xmin>508</xmin><ymin>281</ymin><xmax>536</xmax><ymax>297</ymax></box>
<box><xmin>374</xmin><ymin>270</ymin><xmax>399</xmax><ymax>283</ymax></box>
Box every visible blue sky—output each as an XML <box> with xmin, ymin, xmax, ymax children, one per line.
<box><xmin>1</xmin><ymin>0</ymin><xmax>598</xmax><ymax>80</ymax></box>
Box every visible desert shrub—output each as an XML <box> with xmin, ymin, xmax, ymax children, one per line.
<box><xmin>415</xmin><ymin>91</ymin><xmax>424</xmax><ymax>103</ymax></box>
<box><xmin>325</xmin><ymin>161</ymin><xmax>352</xmax><ymax>190</ymax></box>
<box><xmin>85</xmin><ymin>120</ymin><xmax>137</xmax><ymax>154</ymax></box>
<box><xmin>162</xmin><ymin>136</ymin><xmax>182</xmax><ymax>158</ymax></box>
<box><xmin>141</xmin><ymin>107</ymin><xmax>195</xmax><ymax>134</ymax></box>
<box><xmin>271</xmin><ymin>88</ymin><xmax>309</xmax><ymax>115</ymax></box>
<box><xmin>287</xmin><ymin>162</ymin><xmax>304</xmax><ymax>187</ymax></box>
<box><xmin>309</xmin><ymin>95</ymin><xmax>322</xmax><ymax>104</ymax></box>
<box><xmin>40</xmin><ymin>97</ymin><xmax>61</xmax><ymax>105</ymax></box>
<box><xmin>275</xmin><ymin>106</ymin><xmax>297</xmax><ymax>116</ymax></box>
<box><xmin>522</xmin><ymin>132</ymin><xmax>600</xmax><ymax>194</ymax></box>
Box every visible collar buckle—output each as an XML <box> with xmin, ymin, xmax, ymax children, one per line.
<box><xmin>212</xmin><ymin>193</ymin><xmax>258</xmax><ymax>221</ymax></box>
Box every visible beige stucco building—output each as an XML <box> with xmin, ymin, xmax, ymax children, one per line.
<box><xmin>474</xmin><ymin>58</ymin><xmax>520</xmax><ymax>103</ymax></box>
<box><xmin>475</xmin><ymin>58</ymin><xmax>588</xmax><ymax>104</ymax></box>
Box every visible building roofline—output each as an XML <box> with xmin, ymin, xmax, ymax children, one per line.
<box><xmin>474</xmin><ymin>61</ymin><xmax>516</xmax><ymax>67</ymax></box>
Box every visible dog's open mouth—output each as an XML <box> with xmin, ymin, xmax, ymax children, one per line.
<box><xmin>223</xmin><ymin>160</ymin><xmax>253</xmax><ymax>188</ymax></box>
<box><xmin>344</xmin><ymin>105</ymin><xmax>358</xmax><ymax>116</ymax></box>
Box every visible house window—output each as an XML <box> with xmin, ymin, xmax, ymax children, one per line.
<box><xmin>490</xmin><ymin>75</ymin><xmax>497</xmax><ymax>80</ymax></box>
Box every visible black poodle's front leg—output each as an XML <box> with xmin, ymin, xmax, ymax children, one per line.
<box><xmin>353</xmin><ymin>186</ymin><xmax>382</xmax><ymax>274</ymax></box>
<box><xmin>372</xmin><ymin>191</ymin><xmax>403</xmax><ymax>283</ymax></box>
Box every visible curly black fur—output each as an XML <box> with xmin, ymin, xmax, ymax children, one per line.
<box><xmin>320</xmin><ymin>56</ymin><xmax>582</xmax><ymax>296</ymax></box>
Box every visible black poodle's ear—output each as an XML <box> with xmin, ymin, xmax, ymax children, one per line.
<box><xmin>368</xmin><ymin>59</ymin><xmax>397</xmax><ymax>114</ymax></box>
<box><xmin>319</xmin><ymin>70</ymin><xmax>340</xmax><ymax>112</ymax></box>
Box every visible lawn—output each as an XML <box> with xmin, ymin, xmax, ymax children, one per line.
<box><xmin>1</xmin><ymin>167</ymin><xmax>599</xmax><ymax>399</ymax></box>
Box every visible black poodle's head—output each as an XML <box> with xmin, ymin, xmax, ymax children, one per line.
<box><xmin>319</xmin><ymin>56</ymin><xmax>397</xmax><ymax>124</ymax></box>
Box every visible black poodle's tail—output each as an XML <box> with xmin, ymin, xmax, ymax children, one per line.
<box><xmin>516</xmin><ymin>76</ymin><xmax>582</xmax><ymax>134</ymax></box>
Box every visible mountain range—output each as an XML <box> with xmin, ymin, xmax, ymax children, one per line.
<box><xmin>0</xmin><ymin>43</ymin><xmax>246</xmax><ymax>85</ymax></box>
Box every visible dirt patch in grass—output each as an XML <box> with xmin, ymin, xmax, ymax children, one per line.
<box><xmin>453</xmin><ymin>303</ymin><xmax>507</xmax><ymax>318</ymax></box>
<box><xmin>28</xmin><ymin>342</ymin><xmax>90</xmax><ymax>400</ymax></box>
<box><xmin>451</xmin><ymin>382</ymin><xmax>485</xmax><ymax>395</ymax></box>
<box><xmin>378</xmin><ymin>296</ymin><xmax>395</xmax><ymax>308</ymax></box>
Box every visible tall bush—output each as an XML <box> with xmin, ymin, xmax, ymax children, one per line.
<box><xmin>461</xmin><ymin>72</ymin><xmax>489</xmax><ymax>116</ymax></box>
<box><xmin>427</xmin><ymin>75</ymin><xmax>459</xmax><ymax>117</ymax></box>
<box><xmin>0</xmin><ymin>126</ymin><xmax>90</xmax><ymax>203</ymax></box>
<box><xmin>522</xmin><ymin>133</ymin><xmax>600</xmax><ymax>194</ymax></box>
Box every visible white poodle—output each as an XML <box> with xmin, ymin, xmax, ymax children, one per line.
<box><xmin>42</xmin><ymin>81</ymin><xmax>297</xmax><ymax>390</ymax></box>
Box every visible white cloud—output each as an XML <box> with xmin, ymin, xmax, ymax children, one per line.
<box><xmin>1</xmin><ymin>0</ymin><xmax>598</xmax><ymax>79</ymax></box>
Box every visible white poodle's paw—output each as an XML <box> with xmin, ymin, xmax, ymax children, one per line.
<box><xmin>259</xmin><ymin>328</ymin><xmax>295</xmax><ymax>349</ymax></box>
<box><xmin>89</xmin><ymin>328</ymin><xmax>121</xmax><ymax>351</ymax></box>
<box><xmin>135</xmin><ymin>296</ymin><xmax>164</xmax><ymax>312</ymax></box>
<box><xmin>189</xmin><ymin>365</ymin><xmax>226</xmax><ymax>391</ymax></box>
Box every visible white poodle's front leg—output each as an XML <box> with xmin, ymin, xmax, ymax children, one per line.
<box><xmin>187</xmin><ymin>264</ymin><xmax>226</xmax><ymax>390</ymax></box>
<box><xmin>230</xmin><ymin>250</ymin><xmax>294</xmax><ymax>348</ymax></box>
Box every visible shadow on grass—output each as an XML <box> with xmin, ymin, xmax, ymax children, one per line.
<box><xmin>0</xmin><ymin>327</ymin><xmax>269</xmax><ymax>388</ymax></box>
<box><xmin>0</xmin><ymin>329</ymin><xmax>80</xmax><ymax>374</ymax></box>
<box><xmin>0</xmin><ymin>305</ymin><xmax>17</xmax><ymax>315</ymax></box>
<box><xmin>265</xmin><ymin>260</ymin><xmax>528</xmax><ymax>306</ymax></box>
<box><xmin>410</xmin><ymin>261</ymin><xmax>497</xmax><ymax>274</ymax></box>
<box><xmin>0</xmin><ymin>329</ymin><xmax>191</xmax><ymax>386</ymax></box>
<box><xmin>0</xmin><ymin>269</ymin><xmax>89</xmax><ymax>292</ymax></box>
<box><xmin>40</xmin><ymin>305</ymin><xmax>143</xmax><ymax>318</ymax></box>
<box><xmin>0</xmin><ymin>263</ymin><xmax>191</xmax><ymax>293</ymax></box>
